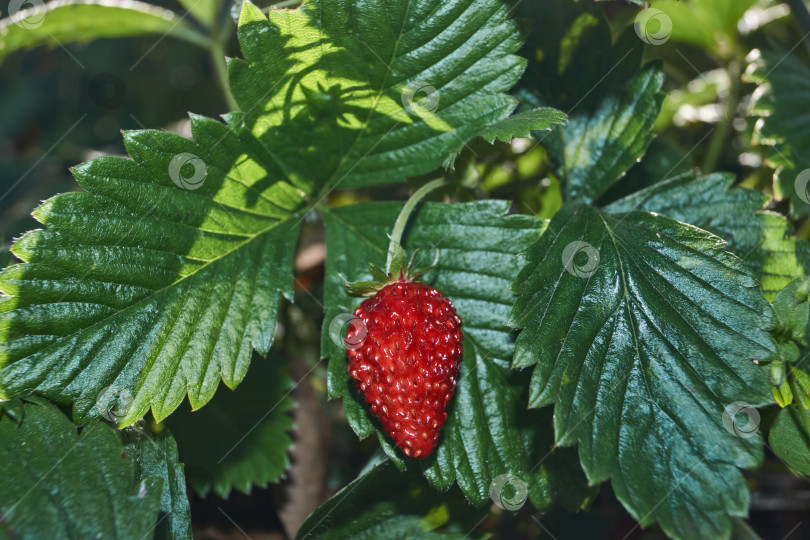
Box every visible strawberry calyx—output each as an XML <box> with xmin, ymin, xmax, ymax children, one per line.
<box><xmin>341</xmin><ymin>178</ymin><xmax>448</xmax><ymax>297</ymax></box>
<box><xmin>340</xmin><ymin>245</ymin><xmax>439</xmax><ymax>297</ymax></box>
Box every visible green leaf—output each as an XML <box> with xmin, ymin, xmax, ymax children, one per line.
<box><xmin>549</xmin><ymin>60</ymin><xmax>665</xmax><ymax>203</ymax></box>
<box><xmin>122</xmin><ymin>431</ymin><xmax>193</xmax><ymax>540</ymax></box>
<box><xmin>0</xmin><ymin>0</ymin><xmax>210</xmax><ymax>63</ymax></box>
<box><xmin>477</xmin><ymin>107</ymin><xmax>568</xmax><ymax>144</ymax></box>
<box><xmin>0</xmin><ymin>115</ymin><xmax>304</xmax><ymax>426</ymax></box>
<box><xmin>229</xmin><ymin>0</ymin><xmax>527</xmax><ymax>190</ymax></box>
<box><xmin>163</xmin><ymin>352</ymin><xmax>295</xmax><ymax>498</ymax></box>
<box><xmin>604</xmin><ymin>172</ymin><xmax>808</xmax><ymax>300</ymax></box>
<box><xmin>518</xmin><ymin>11</ymin><xmax>665</xmax><ymax>204</ymax></box>
<box><xmin>648</xmin><ymin>0</ymin><xmax>755</xmax><ymax>57</ymax></box>
<box><xmin>323</xmin><ymin>200</ymin><xmax>591</xmax><ymax>509</ymax></box>
<box><xmin>744</xmin><ymin>47</ymin><xmax>810</xmax><ymax>217</ymax></box>
<box><xmin>769</xmin><ymin>404</ymin><xmax>810</xmax><ymax>477</ymax></box>
<box><xmin>296</xmin><ymin>459</ymin><xmax>488</xmax><ymax>540</ymax></box>
<box><xmin>771</xmin><ymin>278</ymin><xmax>810</xmax><ymax>339</ymax></box>
<box><xmin>509</xmin><ymin>203</ymin><xmax>777</xmax><ymax>539</ymax></box>
<box><xmin>0</xmin><ymin>400</ymin><xmax>168</xmax><ymax>539</ymax></box>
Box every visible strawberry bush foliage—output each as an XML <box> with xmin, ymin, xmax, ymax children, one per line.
<box><xmin>2</xmin><ymin>0</ymin><xmax>810</xmax><ymax>538</ymax></box>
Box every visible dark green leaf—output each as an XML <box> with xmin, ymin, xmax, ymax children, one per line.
<box><xmin>509</xmin><ymin>203</ymin><xmax>777</xmax><ymax>539</ymax></box>
<box><xmin>0</xmin><ymin>400</ymin><xmax>167</xmax><ymax>539</ymax></box>
<box><xmin>0</xmin><ymin>0</ymin><xmax>209</xmax><ymax>63</ymax></box>
<box><xmin>323</xmin><ymin>201</ymin><xmax>591</xmax><ymax>509</ymax></box>
<box><xmin>478</xmin><ymin>108</ymin><xmax>567</xmax><ymax>144</ymax></box>
<box><xmin>769</xmin><ymin>404</ymin><xmax>810</xmax><ymax>477</ymax></box>
<box><xmin>296</xmin><ymin>459</ymin><xmax>488</xmax><ymax>540</ymax></box>
<box><xmin>548</xmin><ymin>60</ymin><xmax>665</xmax><ymax>203</ymax></box>
<box><xmin>517</xmin><ymin>9</ymin><xmax>664</xmax><ymax>203</ymax></box>
<box><xmin>122</xmin><ymin>431</ymin><xmax>193</xmax><ymax>540</ymax></box>
<box><xmin>163</xmin><ymin>352</ymin><xmax>295</xmax><ymax>498</ymax></box>
<box><xmin>604</xmin><ymin>172</ymin><xmax>808</xmax><ymax>300</ymax></box>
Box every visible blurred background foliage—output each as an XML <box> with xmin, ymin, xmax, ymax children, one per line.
<box><xmin>2</xmin><ymin>0</ymin><xmax>810</xmax><ymax>538</ymax></box>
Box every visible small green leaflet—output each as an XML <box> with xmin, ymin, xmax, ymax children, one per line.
<box><xmin>0</xmin><ymin>399</ymin><xmax>188</xmax><ymax>539</ymax></box>
<box><xmin>0</xmin><ymin>0</ymin><xmax>536</xmax><ymax>428</ymax></box>
<box><xmin>477</xmin><ymin>108</ymin><xmax>567</xmax><ymax>144</ymax></box>
<box><xmin>604</xmin><ymin>172</ymin><xmax>808</xmax><ymax>300</ymax></box>
<box><xmin>745</xmin><ymin>47</ymin><xmax>810</xmax><ymax>217</ymax></box>
<box><xmin>163</xmin><ymin>352</ymin><xmax>295</xmax><ymax>498</ymax></box>
<box><xmin>122</xmin><ymin>431</ymin><xmax>194</xmax><ymax>540</ymax></box>
<box><xmin>296</xmin><ymin>459</ymin><xmax>488</xmax><ymax>540</ymax></box>
<box><xmin>323</xmin><ymin>200</ymin><xmax>590</xmax><ymax>509</ymax></box>
<box><xmin>509</xmin><ymin>203</ymin><xmax>776</xmax><ymax>539</ymax></box>
<box><xmin>0</xmin><ymin>0</ymin><xmax>210</xmax><ymax>64</ymax></box>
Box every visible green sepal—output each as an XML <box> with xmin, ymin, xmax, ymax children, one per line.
<box><xmin>369</xmin><ymin>262</ymin><xmax>389</xmax><ymax>283</ymax></box>
<box><xmin>386</xmin><ymin>235</ymin><xmax>407</xmax><ymax>278</ymax></box>
<box><xmin>774</xmin><ymin>378</ymin><xmax>793</xmax><ymax>408</ymax></box>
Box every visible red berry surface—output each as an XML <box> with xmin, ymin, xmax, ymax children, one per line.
<box><xmin>346</xmin><ymin>278</ymin><xmax>463</xmax><ymax>459</ymax></box>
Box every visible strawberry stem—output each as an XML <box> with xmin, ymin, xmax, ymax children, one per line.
<box><xmin>385</xmin><ymin>178</ymin><xmax>449</xmax><ymax>275</ymax></box>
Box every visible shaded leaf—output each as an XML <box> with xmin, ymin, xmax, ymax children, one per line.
<box><xmin>769</xmin><ymin>404</ymin><xmax>810</xmax><ymax>477</ymax></box>
<box><xmin>509</xmin><ymin>203</ymin><xmax>776</xmax><ymax>539</ymax></box>
<box><xmin>163</xmin><ymin>352</ymin><xmax>295</xmax><ymax>498</ymax></box>
<box><xmin>296</xmin><ymin>459</ymin><xmax>488</xmax><ymax>540</ymax></box>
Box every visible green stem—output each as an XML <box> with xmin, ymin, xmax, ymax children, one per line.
<box><xmin>210</xmin><ymin>33</ymin><xmax>238</xmax><ymax>111</ymax></box>
<box><xmin>385</xmin><ymin>178</ymin><xmax>449</xmax><ymax>274</ymax></box>
<box><xmin>702</xmin><ymin>57</ymin><xmax>741</xmax><ymax>173</ymax></box>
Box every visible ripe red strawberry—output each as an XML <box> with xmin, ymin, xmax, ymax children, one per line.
<box><xmin>345</xmin><ymin>277</ymin><xmax>463</xmax><ymax>459</ymax></box>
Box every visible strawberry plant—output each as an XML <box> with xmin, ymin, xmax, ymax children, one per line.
<box><xmin>2</xmin><ymin>0</ymin><xmax>810</xmax><ymax>538</ymax></box>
